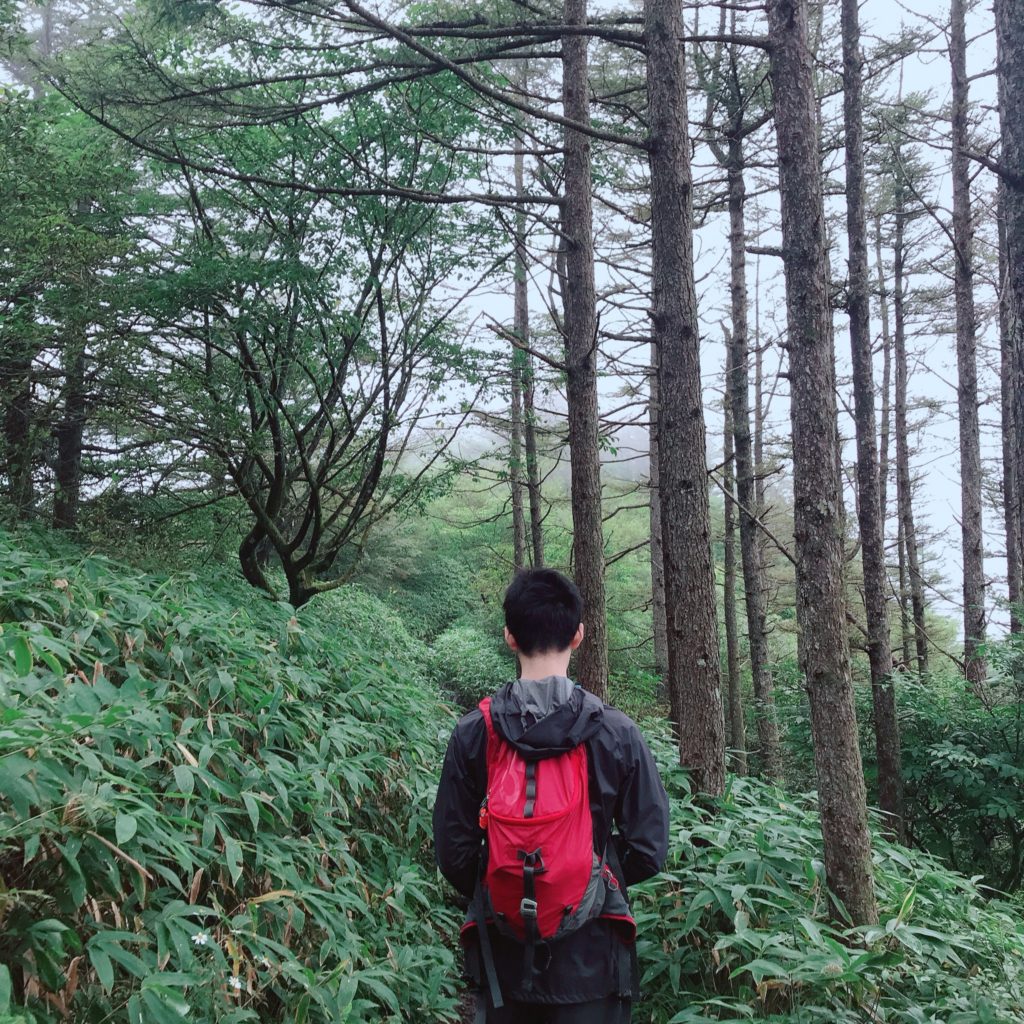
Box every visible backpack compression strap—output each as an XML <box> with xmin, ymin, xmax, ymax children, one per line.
<box><xmin>472</xmin><ymin>874</ymin><xmax>504</xmax><ymax>1011</ymax></box>
<box><xmin>519</xmin><ymin>753</ymin><xmax>544</xmax><ymax>992</ymax></box>
<box><xmin>518</xmin><ymin>846</ymin><xmax>546</xmax><ymax>993</ymax></box>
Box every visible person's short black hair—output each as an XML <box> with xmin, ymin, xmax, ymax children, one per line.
<box><xmin>503</xmin><ymin>568</ymin><xmax>584</xmax><ymax>656</ymax></box>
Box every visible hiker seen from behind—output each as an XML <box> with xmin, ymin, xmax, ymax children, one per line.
<box><xmin>433</xmin><ymin>568</ymin><xmax>670</xmax><ymax>1023</ymax></box>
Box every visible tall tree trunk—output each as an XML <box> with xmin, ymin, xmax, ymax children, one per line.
<box><xmin>995</xmin><ymin>0</ymin><xmax>1024</xmax><ymax>634</ymax></box>
<box><xmin>767</xmin><ymin>0</ymin><xmax>877</xmax><ymax>925</ymax></box>
<box><xmin>897</xmin><ymin>514</ymin><xmax>913</xmax><ymax>669</ymax></box>
<box><xmin>752</xmin><ymin>224</ymin><xmax>768</xmax><ymax>515</ymax></box>
<box><xmin>510</xmin><ymin>195</ymin><xmax>528</xmax><ymax>569</ymax></box>
<box><xmin>999</xmin><ymin>190</ymin><xmax>1022</xmax><ymax>634</ymax></box>
<box><xmin>875</xmin><ymin>215</ymin><xmax>893</xmax><ymax>529</ymax></box>
<box><xmin>842</xmin><ymin>0</ymin><xmax>904</xmax><ymax>840</ymax></box>
<box><xmin>648</xmin><ymin>365</ymin><xmax>669</xmax><ymax>676</ymax></box>
<box><xmin>894</xmin><ymin>203</ymin><xmax>929</xmax><ymax>675</ymax></box>
<box><xmin>950</xmin><ymin>0</ymin><xmax>986</xmax><ymax>685</ymax></box>
<box><xmin>754</xmin><ymin>343</ymin><xmax>766</xmax><ymax>511</ymax></box>
<box><xmin>512</xmin><ymin>81</ymin><xmax>545</xmax><ymax>569</ymax></box>
<box><xmin>53</xmin><ymin>341</ymin><xmax>87</xmax><ymax>531</ymax></box>
<box><xmin>523</xmin><ymin>355</ymin><xmax>545</xmax><ymax>568</ymax></box>
<box><xmin>753</xmin><ymin>298</ymin><xmax>769</xmax><ymax>588</ymax></box>
<box><xmin>645</xmin><ymin>0</ymin><xmax>725</xmax><ymax>796</ymax></box>
<box><xmin>510</xmin><ymin>348</ymin><xmax>527</xmax><ymax>569</ymax></box>
<box><xmin>562</xmin><ymin>0</ymin><xmax>607</xmax><ymax>698</ymax></box>
<box><xmin>723</xmin><ymin>350</ymin><xmax>747</xmax><ymax>774</ymax></box>
<box><xmin>725</xmin><ymin>132</ymin><xmax>780</xmax><ymax>780</ymax></box>
<box><xmin>1</xmin><ymin>334</ymin><xmax>35</xmax><ymax>518</ymax></box>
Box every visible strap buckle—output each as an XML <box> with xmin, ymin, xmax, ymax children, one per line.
<box><xmin>520</xmin><ymin>897</ymin><xmax>538</xmax><ymax>920</ymax></box>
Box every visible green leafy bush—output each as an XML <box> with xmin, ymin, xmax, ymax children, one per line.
<box><xmin>608</xmin><ymin>667</ymin><xmax>662</xmax><ymax>721</ymax></box>
<box><xmin>342</xmin><ymin>519</ymin><xmax>479</xmax><ymax>640</ymax></box>
<box><xmin>5</xmin><ymin>524</ymin><xmax>1024</xmax><ymax>1024</ymax></box>
<box><xmin>315</xmin><ymin>584</ymin><xmax>431</xmax><ymax>678</ymax></box>
<box><xmin>775</xmin><ymin>637</ymin><xmax>1024</xmax><ymax>893</ymax></box>
<box><xmin>633</xmin><ymin>726</ymin><xmax>1024</xmax><ymax>1022</ymax></box>
<box><xmin>0</xmin><ymin>530</ymin><xmax>460</xmax><ymax>1023</ymax></box>
<box><xmin>898</xmin><ymin>639</ymin><xmax>1024</xmax><ymax>893</ymax></box>
<box><xmin>428</xmin><ymin>623</ymin><xmax>513</xmax><ymax>709</ymax></box>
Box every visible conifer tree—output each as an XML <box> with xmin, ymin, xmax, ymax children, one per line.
<box><xmin>767</xmin><ymin>0</ymin><xmax>877</xmax><ymax>925</ymax></box>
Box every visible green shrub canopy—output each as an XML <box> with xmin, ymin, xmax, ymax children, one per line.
<box><xmin>2</xmin><ymin>529</ymin><xmax>1023</xmax><ymax>1023</ymax></box>
<box><xmin>0</xmin><ymin>530</ymin><xmax>459</xmax><ymax>1023</ymax></box>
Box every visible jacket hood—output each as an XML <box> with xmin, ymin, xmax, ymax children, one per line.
<box><xmin>487</xmin><ymin>678</ymin><xmax>605</xmax><ymax>761</ymax></box>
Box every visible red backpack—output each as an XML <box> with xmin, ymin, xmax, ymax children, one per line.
<box><xmin>462</xmin><ymin>696</ymin><xmax>635</xmax><ymax>1008</ymax></box>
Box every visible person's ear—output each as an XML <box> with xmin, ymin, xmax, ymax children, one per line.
<box><xmin>504</xmin><ymin>627</ymin><xmax>520</xmax><ymax>652</ymax></box>
<box><xmin>569</xmin><ymin>622</ymin><xmax>585</xmax><ymax>651</ymax></box>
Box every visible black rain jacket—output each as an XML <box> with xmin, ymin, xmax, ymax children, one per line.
<box><xmin>433</xmin><ymin>680</ymin><xmax>670</xmax><ymax>1004</ymax></box>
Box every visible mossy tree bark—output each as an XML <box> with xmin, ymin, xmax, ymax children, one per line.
<box><xmin>842</xmin><ymin>0</ymin><xmax>904</xmax><ymax>840</ymax></box>
<box><xmin>645</xmin><ymin>0</ymin><xmax>725</xmax><ymax>795</ymax></box>
<box><xmin>767</xmin><ymin>0</ymin><xmax>878</xmax><ymax>925</ymax></box>
<box><xmin>562</xmin><ymin>0</ymin><xmax>607</xmax><ymax>699</ymax></box>
<box><xmin>950</xmin><ymin>0</ymin><xmax>986</xmax><ymax>685</ymax></box>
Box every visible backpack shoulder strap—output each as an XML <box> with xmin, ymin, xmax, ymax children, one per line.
<box><xmin>477</xmin><ymin>697</ymin><xmax>502</xmax><ymax>771</ymax></box>
<box><xmin>473</xmin><ymin>697</ymin><xmax>504</xmax><ymax>1010</ymax></box>
<box><xmin>478</xmin><ymin>696</ymin><xmax>496</xmax><ymax>736</ymax></box>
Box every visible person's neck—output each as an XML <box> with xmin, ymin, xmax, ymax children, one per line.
<box><xmin>517</xmin><ymin>653</ymin><xmax>572</xmax><ymax>682</ymax></box>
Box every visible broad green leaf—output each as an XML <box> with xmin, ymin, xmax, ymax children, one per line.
<box><xmin>13</xmin><ymin>636</ymin><xmax>32</xmax><ymax>677</ymax></box>
<box><xmin>88</xmin><ymin>944</ymin><xmax>114</xmax><ymax>991</ymax></box>
<box><xmin>224</xmin><ymin>834</ymin><xmax>243</xmax><ymax>885</ymax></box>
<box><xmin>116</xmin><ymin>812</ymin><xmax>138</xmax><ymax>845</ymax></box>
<box><xmin>174</xmin><ymin>764</ymin><xmax>195</xmax><ymax>795</ymax></box>
<box><xmin>0</xmin><ymin>963</ymin><xmax>11</xmax><ymax>1012</ymax></box>
<box><xmin>243</xmin><ymin>792</ymin><xmax>260</xmax><ymax>830</ymax></box>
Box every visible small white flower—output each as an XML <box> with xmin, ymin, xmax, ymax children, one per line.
<box><xmin>192</xmin><ymin>932</ymin><xmax>209</xmax><ymax>947</ymax></box>
<box><xmin>228</xmin><ymin>976</ymin><xmax>243</xmax><ymax>991</ymax></box>
<box><xmin>258</xmin><ymin>956</ymin><xmax>271</xmax><ymax>969</ymax></box>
